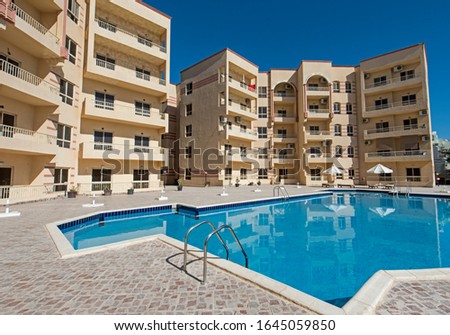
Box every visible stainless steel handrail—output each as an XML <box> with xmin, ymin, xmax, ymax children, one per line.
<box><xmin>273</xmin><ymin>186</ymin><xmax>290</xmax><ymax>199</ymax></box>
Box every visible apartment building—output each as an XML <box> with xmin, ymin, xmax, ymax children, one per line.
<box><xmin>178</xmin><ymin>49</ymin><xmax>259</xmax><ymax>186</ymax></box>
<box><xmin>180</xmin><ymin>44</ymin><xmax>434</xmax><ymax>187</ymax></box>
<box><xmin>78</xmin><ymin>0</ymin><xmax>170</xmax><ymax>194</ymax></box>
<box><xmin>0</xmin><ymin>0</ymin><xmax>171</xmax><ymax>203</ymax></box>
<box><xmin>0</xmin><ymin>0</ymin><xmax>86</xmax><ymax>203</ymax></box>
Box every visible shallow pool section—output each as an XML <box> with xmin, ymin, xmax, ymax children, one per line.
<box><xmin>59</xmin><ymin>193</ymin><xmax>450</xmax><ymax>306</ymax></box>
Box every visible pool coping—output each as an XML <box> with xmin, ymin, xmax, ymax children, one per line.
<box><xmin>45</xmin><ymin>190</ymin><xmax>450</xmax><ymax>315</ymax></box>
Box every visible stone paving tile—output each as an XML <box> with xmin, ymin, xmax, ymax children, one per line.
<box><xmin>376</xmin><ymin>280</ymin><xmax>450</xmax><ymax>315</ymax></box>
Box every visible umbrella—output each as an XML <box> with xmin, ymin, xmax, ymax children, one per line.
<box><xmin>367</xmin><ymin>164</ymin><xmax>393</xmax><ymax>174</ymax></box>
<box><xmin>369</xmin><ymin>207</ymin><xmax>396</xmax><ymax>217</ymax></box>
<box><xmin>323</xmin><ymin>164</ymin><xmax>345</xmax><ymax>175</ymax></box>
<box><xmin>324</xmin><ymin>204</ymin><xmax>348</xmax><ymax>212</ymax></box>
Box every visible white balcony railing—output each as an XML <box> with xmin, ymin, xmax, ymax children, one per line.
<box><xmin>95</xmin><ymin>18</ymin><xmax>166</xmax><ymax>53</ymax></box>
<box><xmin>306</xmin><ymin>130</ymin><xmax>332</xmax><ymax>136</ymax></box>
<box><xmin>308</xmin><ymin>109</ymin><xmax>329</xmax><ymax>114</ymax></box>
<box><xmin>0</xmin><ymin>60</ymin><xmax>59</xmax><ymax>95</ymax></box>
<box><xmin>96</xmin><ymin>58</ymin><xmax>115</xmax><ymax>70</ymax></box>
<box><xmin>90</xmin><ymin>98</ymin><xmax>166</xmax><ymax>119</ymax></box>
<box><xmin>228</xmin><ymin>100</ymin><xmax>256</xmax><ymax>114</ymax></box>
<box><xmin>365</xmin><ymin>73</ymin><xmax>420</xmax><ymax>89</ymax></box>
<box><xmin>228</xmin><ymin>76</ymin><xmax>256</xmax><ymax>93</ymax></box>
<box><xmin>365</xmin><ymin>99</ymin><xmax>424</xmax><ymax>112</ymax></box>
<box><xmin>0</xmin><ymin>124</ymin><xmax>57</xmax><ymax>145</ymax></box>
<box><xmin>366</xmin><ymin>150</ymin><xmax>429</xmax><ymax>158</ymax></box>
<box><xmin>10</xmin><ymin>3</ymin><xmax>59</xmax><ymax>43</ymax></box>
<box><xmin>366</xmin><ymin>125</ymin><xmax>427</xmax><ymax>135</ymax></box>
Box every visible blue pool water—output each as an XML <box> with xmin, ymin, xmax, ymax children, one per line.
<box><xmin>60</xmin><ymin>192</ymin><xmax>450</xmax><ymax>306</ymax></box>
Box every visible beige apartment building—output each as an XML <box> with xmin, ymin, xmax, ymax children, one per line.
<box><xmin>179</xmin><ymin>44</ymin><xmax>434</xmax><ymax>187</ymax></box>
<box><xmin>0</xmin><ymin>0</ymin><xmax>171</xmax><ymax>203</ymax></box>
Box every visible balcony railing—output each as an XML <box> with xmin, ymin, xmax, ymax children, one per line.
<box><xmin>365</xmin><ymin>99</ymin><xmax>423</xmax><ymax>112</ymax></box>
<box><xmin>228</xmin><ymin>100</ymin><xmax>256</xmax><ymax>114</ymax></box>
<box><xmin>365</xmin><ymin>73</ymin><xmax>419</xmax><ymax>89</ymax></box>
<box><xmin>366</xmin><ymin>124</ymin><xmax>426</xmax><ymax>135</ymax></box>
<box><xmin>274</xmin><ymin>92</ymin><xmax>295</xmax><ymax>97</ymax></box>
<box><xmin>0</xmin><ymin>124</ymin><xmax>57</xmax><ymax>145</ymax></box>
<box><xmin>95</xmin><ymin>18</ymin><xmax>166</xmax><ymax>53</ymax></box>
<box><xmin>90</xmin><ymin>98</ymin><xmax>165</xmax><ymax>118</ymax></box>
<box><xmin>366</xmin><ymin>150</ymin><xmax>429</xmax><ymax>158</ymax></box>
<box><xmin>306</xmin><ymin>130</ymin><xmax>332</xmax><ymax>136</ymax></box>
<box><xmin>307</xmin><ymin>86</ymin><xmax>329</xmax><ymax>91</ymax></box>
<box><xmin>96</xmin><ymin>58</ymin><xmax>115</xmax><ymax>70</ymax></box>
<box><xmin>228</xmin><ymin>76</ymin><xmax>256</xmax><ymax>93</ymax></box>
<box><xmin>308</xmin><ymin>109</ymin><xmax>329</xmax><ymax>114</ymax></box>
<box><xmin>10</xmin><ymin>3</ymin><xmax>59</xmax><ymax>43</ymax></box>
<box><xmin>0</xmin><ymin>60</ymin><xmax>59</xmax><ymax>95</ymax></box>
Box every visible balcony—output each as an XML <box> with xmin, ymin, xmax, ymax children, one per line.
<box><xmin>306</xmin><ymin>86</ymin><xmax>330</xmax><ymax>96</ymax></box>
<box><xmin>364</xmin><ymin>125</ymin><xmax>429</xmax><ymax>140</ymax></box>
<box><xmin>365</xmin><ymin>150</ymin><xmax>431</xmax><ymax>163</ymax></box>
<box><xmin>305</xmin><ymin>130</ymin><xmax>332</xmax><ymax>142</ymax></box>
<box><xmin>363</xmin><ymin>100</ymin><xmax>427</xmax><ymax>118</ymax></box>
<box><xmin>227</xmin><ymin>100</ymin><xmax>257</xmax><ymax>120</ymax></box>
<box><xmin>0</xmin><ymin>60</ymin><xmax>60</xmax><ymax>106</ymax></box>
<box><xmin>85</xmin><ymin>56</ymin><xmax>166</xmax><ymax>96</ymax></box>
<box><xmin>228</xmin><ymin>76</ymin><xmax>257</xmax><ymax>98</ymax></box>
<box><xmin>0</xmin><ymin>124</ymin><xmax>57</xmax><ymax>155</ymax></box>
<box><xmin>306</xmin><ymin>153</ymin><xmax>332</xmax><ymax>165</ymax></box>
<box><xmin>273</xmin><ymin>113</ymin><xmax>296</xmax><ymax>124</ymax></box>
<box><xmin>0</xmin><ymin>3</ymin><xmax>62</xmax><ymax>59</ymax></box>
<box><xmin>273</xmin><ymin>92</ymin><xmax>296</xmax><ymax>103</ymax></box>
<box><xmin>220</xmin><ymin>150</ymin><xmax>257</xmax><ymax>164</ymax></box>
<box><xmin>82</xmin><ymin>98</ymin><xmax>168</xmax><ymax>130</ymax></box>
<box><xmin>272</xmin><ymin>154</ymin><xmax>295</xmax><ymax>165</ymax></box>
<box><xmin>364</xmin><ymin>74</ymin><xmax>422</xmax><ymax>93</ymax></box>
<box><xmin>305</xmin><ymin>109</ymin><xmax>330</xmax><ymax>120</ymax></box>
<box><xmin>225</xmin><ymin>124</ymin><xmax>258</xmax><ymax>141</ymax></box>
<box><xmin>273</xmin><ymin>134</ymin><xmax>297</xmax><ymax>144</ymax></box>
<box><xmin>80</xmin><ymin>141</ymin><xmax>166</xmax><ymax>162</ymax></box>
<box><xmin>94</xmin><ymin>18</ymin><xmax>167</xmax><ymax>61</ymax></box>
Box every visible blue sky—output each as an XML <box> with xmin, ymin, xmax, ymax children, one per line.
<box><xmin>145</xmin><ymin>0</ymin><xmax>450</xmax><ymax>139</ymax></box>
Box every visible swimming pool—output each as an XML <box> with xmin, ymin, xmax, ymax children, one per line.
<box><xmin>59</xmin><ymin>192</ymin><xmax>450</xmax><ymax>307</ymax></box>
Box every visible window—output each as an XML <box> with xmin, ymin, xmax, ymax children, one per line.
<box><xmin>59</xmin><ymin>79</ymin><xmax>74</xmax><ymax>106</ymax></box>
<box><xmin>67</xmin><ymin>0</ymin><xmax>79</xmax><ymax>24</ymax></box>
<box><xmin>185</xmin><ymin>168</ymin><xmax>192</xmax><ymax>180</ymax></box>
<box><xmin>346</xmin><ymin>103</ymin><xmax>353</xmax><ymax>114</ymax></box>
<box><xmin>334</xmin><ymin>124</ymin><xmax>342</xmax><ymax>136</ymax></box>
<box><xmin>348</xmin><ymin>168</ymin><xmax>355</xmax><ymax>180</ymax></box>
<box><xmin>310</xmin><ymin>147</ymin><xmax>321</xmax><ymax>155</ymax></box>
<box><xmin>347</xmin><ymin>124</ymin><xmax>354</xmax><ymax>136</ymax></box>
<box><xmin>95</xmin><ymin>92</ymin><xmax>114</xmax><ymax>110</ymax></box>
<box><xmin>96</xmin><ymin>54</ymin><xmax>115</xmax><ymax>70</ymax></box>
<box><xmin>347</xmin><ymin>146</ymin><xmax>354</xmax><ymax>158</ymax></box>
<box><xmin>185</xmin><ymin>124</ymin><xmax>192</xmax><ymax>137</ymax></box>
<box><xmin>402</xmin><ymin>94</ymin><xmax>417</xmax><ymax>106</ymax></box>
<box><xmin>277</xmin><ymin>109</ymin><xmax>287</xmax><ymax>117</ymax></box>
<box><xmin>57</xmin><ymin>124</ymin><xmax>71</xmax><ymax>149</ymax></box>
<box><xmin>133</xmin><ymin>169</ymin><xmax>149</xmax><ymax>189</ymax></box>
<box><xmin>333</xmin><ymin>102</ymin><xmax>341</xmax><ymax>114</ymax></box>
<box><xmin>186</xmin><ymin>82</ymin><xmax>193</xmax><ymax>95</ymax></box>
<box><xmin>335</xmin><ymin>145</ymin><xmax>342</xmax><ymax>157</ymax></box>
<box><xmin>279</xmin><ymin>168</ymin><xmax>288</xmax><ymax>180</ymax></box>
<box><xmin>375</xmin><ymin>98</ymin><xmax>388</xmax><ymax>110</ymax></box>
<box><xmin>225</xmin><ymin>168</ymin><xmax>232</xmax><ymax>180</ymax></box>
<box><xmin>136</xmin><ymin>68</ymin><xmax>150</xmax><ymax>81</ymax></box>
<box><xmin>185</xmin><ymin>146</ymin><xmax>192</xmax><ymax>158</ymax></box>
<box><xmin>345</xmin><ymin>81</ymin><xmax>352</xmax><ymax>93</ymax></box>
<box><xmin>240</xmin><ymin>125</ymin><xmax>247</xmax><ymax>133</ymax></box>
<box><xmin>403</xmin><ymin>118</ymin><xmax>418</xmax><ymax>130</ymax></box>
<box><xmin>310</xmin><ymin>168</ymin><xmax>321</xmax><ymax>181</ymax></box>
<box><xmin>309</xmin><ymin>125</ymin><xmax>319</xmax><ymax>135</ymax></box>
<box><xmin>134</xmin><ymin>135</ymin><xmax>150</xmax><ymax>153</ymax></box>
<box><xmin>65</xmin><ymin>36</ymin><xmax>77</xmax><ymax>64</ymax></box>
<box><xmin>0</xmin><ymin>54</ymin><xmax>20</xmax><ymax>77</ymax></box>
<box><xmin>91</xmin><ymin>168</ymin><xmax>111</xmax><ymax>191</ymax></box>
<box><xmin>186</xmin><ymin>104</ymin><xmax>192</xmax><ymax>116</ymax></box>
<box><xmin>53</xmin><ymin>168</ymin><xmax>68</xmax><ymax>192</ymax></box>
<box><xmin>94</xmin><ymin>131</ymin><xmax>113</xmax><ymax>150</ymax></box>
<box><xmin>240</xmin><ymin>168</ymin><xmax>247</xmax><ymax>180</ymax></box>
<box><xmin>309</xmin><ymin>104</ymin><xmax>318</xmax><ymax>112</ymax></box>
<box><xmin>258</xmin><ymin>107</ymin><xmax>267</xmax><ymax>118</ymax></box>
<box><xmin>400</xmin><ymin>70</ymin><xmax>415</xmax><ymax>81</ymax></box>
<box><xmin>135</xmin><ymin>101</ymin><xmax>151</xmax><ymax>117</ymax></box>
<box><xmin>374</xmin><ymin>76</ymin><xmax>387</xmax><ymax>87</ymax></box>
<box><xmin>258</xmin><ymin>127</ymin><xmax>267</xmax><ymax>139</ymax></box>
<box><xmin>379</xmin><ymin>173</ymin><xmax>392</xmax><ymax>182</ymax></box>
<box><xmin>258</xmin><ymin>86</ymin><xmax>267</xmax><ymax>98</ymax></box>
<box><xmin>224</xmin><ymin>144</ymin><xmax>232</xmax><ymax>156</ymax></box>
<box><xmin>406</xmin><ymin>168</ymin><xmax>421</xmax><ymax>182</ymax></box>
<box><xmin>258</xmin><ymin>148</ymin><xmax>268</xmax><ymax>159</ymax></box>
<box><xmin>258</xmin><ymin>168</ymin><xmax>268</xmax><ymax>179</ymax></box>
<box><xmin>240</xmin><ymin>146</ymin><xmax>247</xmax><ymax>157</ymax></box>
<box><xmin>137</xmin><ymin>35</ymin><xmax>152</xmax><ymax>47</ymax></box>
<box><xmin>376</xmin><ymin>121</ymin><xmax>389</xmax><ymax>132</ymax></box>
<box><xmin>333</xmin><ymin>81</ymin><xmax>340</xmax><ymax>93</ymax></box>
<box><xmin>277</xmin><ymin>129</ymin><xmax>287</xmax><ymax>138</ymax></box>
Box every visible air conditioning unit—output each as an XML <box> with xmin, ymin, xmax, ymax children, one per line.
<box><xmin>320</xmin><ymin>98</ymin><xmax>327</xmax><ymax>104</ymax></box>
<box><xmin>319</xmin><ymin>78</ymin><xmax>327</xmax><ymax>84</ymax></box>
<box><xmin>364</xmin><ymin>73</ymin><xmax>371</xmax><ymax>79</ymax></box>
<box><xmin>235</xmin><ymin>116</ymin><xmax>241</xmax><ymax>123</ymax></box>
<box><xmin>365</xmin><ymin>140</ymin><xmax>372</xmax><ymax>145</ymax></box>
<box><xmin>422</xmin><ymin>135</ymin><xmax>430</xmax><ymax>141</ymax></box>
<box><xmin>419</xmin><ymin>110</ymin><xmax>428</xmax><ymax>116</ymax></box>
<box><xmin>287</xmin><ymin>143</ymin><xmax>295</xmax><ymax>149</ymax></box>
<box><xmin>363</xmin><ymin>118</ymin><xmax>369</xmax><ymax>123</ymax></box>
<box><xmin>392</xmin><ymin>65</ymin><xmax>404</xmax><ymax>72</ymax></box>
<box><xmin>219</xmin><ymin>116</ymin><xmax>228</xmax><ymax>124</ymax></box>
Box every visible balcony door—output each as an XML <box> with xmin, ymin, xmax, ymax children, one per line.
<box><xmin>0</xmin><ymin>112</ymin><xmax>15</xmax><ymax>138</ymax></box>
<box><xmin>0</xmin><ymin>54</ymin><xmax>20</xmax><ymax>77</ymax></box>
<box><xmin>0</xmin><ymin>167</ymin><xmax>12</xmax><ymax>199</ymax></box>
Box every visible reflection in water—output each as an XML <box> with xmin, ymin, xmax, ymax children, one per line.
<box><xmin>64</xmin><ymin>193</ymin><xmax>450</xmax><ymax>307</ymax></box>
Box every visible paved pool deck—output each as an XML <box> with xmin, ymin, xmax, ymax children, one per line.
<box><xmin>1</xmin><ymin>185</ymin><xmax>450</xmax><ymax>315</ymax></box>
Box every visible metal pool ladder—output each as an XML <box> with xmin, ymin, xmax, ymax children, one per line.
<box><xmin>183</xmin><ymin>221</ymin><xmax>248</xmax><ymax>284</ymax></box>
<box><xmin>273</xmin><ymin>185</ymin><xmax>290</xmax><ymax>199</ymax></box>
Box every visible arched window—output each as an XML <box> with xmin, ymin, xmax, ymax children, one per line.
<box><xmin>346</xmin><ymin>103</ymin><xmax>353</xmax><ymax>114</ymax></box>
<box><xmin>336</xmin><ymin>145</ymin><xmax>343</xmax><ymax>157</ymax></box>
<box><xmin>347</xmin><ymin>124</ymin><xmax>354</xmax><ymax>136</ymax></box>
<box><xmin>333</xmin><ymin>81</ymin><xmax>340</xmax><ymax>93</ymax></box>
<box><xmin>347</xmin><ymin>146</ymin><xmax>354</xmax><ymax>158</ymax></box>
<box><xmin>334</xmin><ymin>124</ymin><xmax>342</xmax><ymax>136</ymax></box>
<box><xmin>345</xmin><ymin>81</ymin><xmax>352</xmax><ymax>93</ymax></box>
<box><xmin>333</xmin><ymin>102</ymin><xmax>341</xmax><ymax>114</ymax></box>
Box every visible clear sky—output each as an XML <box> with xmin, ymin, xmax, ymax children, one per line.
<box><xmin>145</xmin><ymin>0</ymin><xmax>450</xmax><ymax>139</ymax></box>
